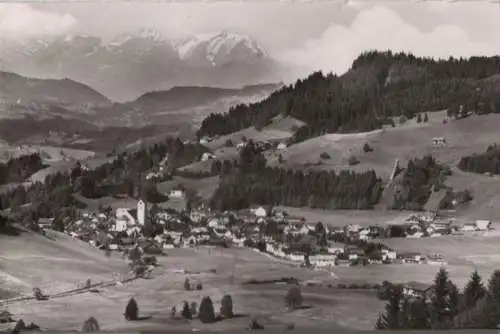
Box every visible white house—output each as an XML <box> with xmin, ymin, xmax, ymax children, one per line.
<box><xmin>236</xmin><ymin>141</ymin><xmax>247</xmax><ymax>149</ymax></box>
<box><xmin>115</xmin><ymin>208</ymin><xmax>136</xmax><ymax>227</ymax></box>
<box><xmin>253</xmin><ymin>206</ymin><xmax>268</xmax><ymax>218</ymax></box>
<box><xmin>201</xmin><ymin>152</ymin><xmax>216</xmax><ymax>162</ymax></box>
<box><xmin>309</xmin><ymin>254</ymin><xmax>337</xmax><ymax>268</ymax></box>
<box><xmin>137</xmin><ymin>200</ymin><xmax>146</xmax><ymax>226</ymax></box>
<box><xmin>169</xmin><ymin>189</ymin><xmax>185</xmax><ymax>199</ymax></box>
<box><xmin>475</xmin><ymin>220</ymin><xmax>492</xmax><ymax>231</ymax></box>
<box><xmin>112</xmin><ymin>219</ymin><xmax>128</xmax><ymax>232</ymax></box>
<box><xmin>277</xmin><ymin>142</ymin><xmax>287</xmax><ymax>150</ymax></box>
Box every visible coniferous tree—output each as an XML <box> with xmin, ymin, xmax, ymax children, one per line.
<box><xmin>124</xmin><ymin>298</ymin><xmax>139</xmax><ymax>321</ymax></box>
<box><xmin>424</xmin><ymin>113</ymin><xmax>429</xmax><ymax>122</ymax></box>
<box><xmin>464</xmin><ymin>269</ymin><xmax>486</xmax><ymax>308</ymax></box>
<box><xmin>220</xmin><ymin>294</ymin><xmax>234</xmax><ymax>318</ymax></box>
<box><xmin>416</xmin><ymin>114</ymin><xmax>423</xmax><ymax>123</ymax></box>
<box><xmin>376</xmin><ymin>284</ymin><xmax>403</xmax><ymax>330</ymax></box>
<box><xmin>284</xmin><ymin>286</ymin><xmax>303</xmax><ymax>310</ymax></box>
<box><xmin>199</xmin><ymin>296</ymin><xmax>216</xmax><ymax>323</ymax></box>
<box><xmin>81</xmin><ymin>317</ymin><xmax>100</xmax><ymax>332</ymax></box>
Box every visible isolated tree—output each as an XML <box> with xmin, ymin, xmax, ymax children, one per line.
<box><xmin>181</xmin><ymin>301</ymin><xmax>192</xmax><ymax>320</ymax></box>
<box><xmin>363</xmin><ymin>143</ymin><xmax>373</xmax><ymax>153</ymax></box>
<box><xmin>198</xmin><ymin>296</ymin><xmax>216</xmax><ymax>323</ymax></box>
<box><xmin>124</xmin><ymin>298</ymin><xmax>139</xmax><ymax>321</ymax></box>
<box><xmin>220</xmin><ymin>294</ymin><xmax>234</xmax><ymax>318</ymax></box>
<box><xmin>464</xmin><ymin>269</ymin><xmax>486</xmax><ymax>308</ymax></box>
<box><xmin>284</xmin><ymin>286</ymin><xmax>303</xmax><ymax>310</ymax></box>
<box><xmin>184</xmin><ymin>277</ymin><xmax>191</xmax><ymax>291</ymax></box>
<box><xmin>424</xmin><ymin>113</ymin><xmax>429</xmax><ymax>122</ymax></box>
<box><xmin>81</xmin><ymin>316</ymin><xmax>100</xmax><ymax>332</ymax></box>
<box><xmin>416</xmin><ymin>114</ymin><xmax>423</xmax><ymax>123</ymax></box>
<box><xmin>196</xmin><ymin>283</ymin><xmax>203</xmax><ymax>290</ymax></box>
<box><xmin>171</xmin><ymin>305</ymin><xmax>177</xmax><ymax>318</ymax></box>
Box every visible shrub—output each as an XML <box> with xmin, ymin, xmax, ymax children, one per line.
<box><xmin>198</xmin><ymin>296</ymin><xmax>216</xmax><ymax>323</ymax></box>
<box><xmin>81</xmin><ymin>317</ymin><xmax>100</xmax><ymax>332</ymax></box>
<box><xmin>220</xmin><ymin>294</ymin><xmax>234</xmax><ymax>318</ymax></box>
<box><xmin>225</xmin><ymin>139</ymin><xmax>234</xmax><ymax>147</ymax></box>
<box><xmin>416</xmin><ymin>114</ymin><xmax>422</xmax><ymax>123</ymax></box>
<box><xmin>284</xmin><ymin>286</ymin><xmax>303</xmax><ymax>310</ymax></box>
<box><xmin>399</xmin><ymin>115</ymin><xmax>407</xmax><ymax>125</ymax></box>
<box><xmin>196</xmin><ymin>283</ymin><xmax>203</xmax><ymax>290</ymax></box>
<box><xmin>184</xmin><ymin>277</ymin><xmax>191</xmax><ymax>291</ymax></box>
<box><xmin>363</xmin><ymin>143</ymin><xmax>373</xmax><ymax>153</ymax></box>
<box><xmin>248</xmin><ymin>317</ymin><xmax>264</xmax><ymax>330</ymax></box>
<box><xmin>171</xmin><ymin>305</ymin><xmax>176</xmax><ymax>318</ymax></box>
<box><xmin>286</xmin><ymin>323</ymin><xmax>295</xmax><ymax>330</ymax></box>
<box><xmin>181</xmin><ymin>301</ymin><xmax>192</xmax><ymax>320</ymax></box>
<box><xmin>124</xmin><ymin>298</ymin><xmax>138</xmax><ymax>321</ymax></box>
<box><xmin>319</xmin><ymin>152</ymin><xmax>331</xmax><ymax>160</ymax></box>
<box><xmin>424</xmin><ymin>113</ymin><xmax>429</xmax><ymax>122</ymax></box>
<box><xmin>348</xmin><ymin>155</ymin><xmax>360</xmax><ymax>166</ymax></box>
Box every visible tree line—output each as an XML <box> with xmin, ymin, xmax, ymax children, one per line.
<box><xmin>209</xmin><ymin>141</ymin><xmax>383</xmax><ymax>211</ymax></box>
<box><xmin>376</xmin><ymin>267</ymin><xmax>500</xmax><ymax>329</ymax></box>
<box><xmin>197</xmin><ymin>51</ymin><xmax>500</xmax><ymax>144</ymax></box>
<box><xmin>458</xmin><ymin>143</ymin><xmax>500</xmax><ymax>175</ymax></box>
<box><xmin>0</xmin><ymin>153</ymin><xmax>45</xmax><ymax>185</ymax></box>
<box><xmin>0</xmin><ymin>138</ymin><xmax>207</xmax><ymax>219</ymax></box>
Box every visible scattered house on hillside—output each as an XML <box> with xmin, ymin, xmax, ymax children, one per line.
<box><xmin>236</xmin><ymin>141</ymin><xmax>247</xmax><ymax>150</ymax></box>
<box><xmin>432</xmin><ymin>137</ymin><xmax>447</xmax><ymax>146</ymax></box>
<box><xmin>309</xmin><ymin>254</ymin><xmax>337</xmax><ymax>268</ymax></box>
<box><xmin>114</xmin><ymin>208</ymin><xmax>136</xmax><ymax>231</ymax></box>
<box><xmin>398</xmin><ymin>252</ymin><xmax>422</xmax><ymax>264</ymax></box>
<box><xmin>461</xmin><ymin>220</ymin><xmax>492</xmax><ymax>232</ymax></box>
<box><xmin>403</xmin><ymin>282</ymin><xmax>433</xmax><ymax>299</ymax></box>
<box><xmin>199</xmin><ymin>137</ymin><xmax>211</xmax><ymax>145</ymax></box>
<box><xmin>251</xmin><ymin>206</ymin><xmax>272</xmax><ymax>218</ymax></box>
<box><xmin>277</xmin><ymin>142</ymin><xmax>288</xmax><ymax>150</ymax></box>
<box><xmin>475</xmin><ymin>220</ymin><xmax>492</xmax><ymax>231</ymax></box>
<box><xmin>201</xmin><ymin>152</ymin><xmax>216</xmax><ymax>162</ymax></box>
<box><xmin>168</xmin><ymin>189</ymin><xmax>185</xmax><ymax>199</ymax></box>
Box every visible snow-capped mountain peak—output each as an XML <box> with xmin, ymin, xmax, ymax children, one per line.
<box><xmin>108</xmin><ymin>27</ymin><xmax>166</xmax><ymax>47</ymax></box>
<box><xmin>173</xmin><ymin>30</ymin><xmax>268</xmax><ymax>66</ymax></box>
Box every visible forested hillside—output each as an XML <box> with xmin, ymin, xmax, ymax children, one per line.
<box><xmin>209</xmin><ymin>140</ymin><xmax>384</xmax><ymax>211</ymax></box>
<box><xmin>0</xmin><ymin>138</ymin><xmax>207</xmax><ymax>218</ymax></box>
<box><xmin>198</xmin><ymin>51</ymin><xmax>500</xmax><ymax>143</ymax></box>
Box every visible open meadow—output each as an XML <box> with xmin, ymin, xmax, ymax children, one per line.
<box><xmin>0</xmin><ymin>229</ymin><xmax>385</xmax><ymax>331</ymax></box>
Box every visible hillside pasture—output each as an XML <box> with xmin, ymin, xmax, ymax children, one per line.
<box><xmin>276</xmin><ymin>112</ymin><xmax>500</xmax><ymax>180</ymax></box>
<box><xmin>332</xmin><ymin>229</ymin><xmax>500</xmax><ymax>289</ymax></box>
<box><xmin>275</xmin><ymin>206</ymin><xmax>408</xmax><ymax>228</ymax></box>
<box><xmin>0</xmin><ymin>244</ymin><xmax>383</xmax><ymax>331</ymax></box>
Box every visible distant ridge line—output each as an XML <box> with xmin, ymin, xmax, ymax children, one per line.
<box><xmin>14</xmin><ymin>330</ymin><xmax>497</xmax><ymax>334</ymax></box>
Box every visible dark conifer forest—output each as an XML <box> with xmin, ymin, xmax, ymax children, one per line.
<box><xmin>458</xmin><ymin>143</ymin><xmax>500</xmax><ymax>174</ymax></box>
<box><xmin>209</xmin><ymin>140</ymin><xmax>384</xmax><ymax>211</ymax></box>
<box><xmin>197</xmin><ymin>51</ymin><xmax>500</xmax><ymax>143</ymax></box>
<box><xmin>0</xmin><ymin>154</ymin><xmax>45</xmax><ymax>185</ymax></box>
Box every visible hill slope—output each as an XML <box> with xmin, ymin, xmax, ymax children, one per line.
<box><xmin>197</xmin><ymin>51</ymin><xmax>500</xmax><ymax>143</ymax></box>
<box><xmin>0</xmin><ymin>71</ymin><xmax>110</xmax><ymax>106</ymax></box>
<box><xmin>0</xmin><ymin>228</ymin><xmax>129</xmax><ymax>295</ymax></box>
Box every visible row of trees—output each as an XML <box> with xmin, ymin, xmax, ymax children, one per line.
<box><xmin>458</xmin><ymin>143</ymin><xmax>500</xmax><ymax>175</ymax></box>
<box><xmin>197</xmin><ymin>51</ymin><xmax>500</xmax><ymax>143</ymax></box>
<box><xmin>0</xmin><ymin>153</ymin><xmax>44</xmax><ymax>185</ymax></box>
<box><xmin>376</xmin><ymin>267</ymin><xmax>500</xmax><ymax>329</ymax></box>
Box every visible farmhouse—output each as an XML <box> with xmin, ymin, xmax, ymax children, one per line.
<box><xmin>403</xmin><ymin>282</ymin><xmax>433</xmax><ymax>299</ymax></box>
<box><xmin>309</xmin><ymin>254</ymin><xmax>337</xmax><ymax>267</ymax></box>
<box><xmin>431</xmin><ymin>137</ymin><xmax>446</xmax><ymax>146</ymax></box>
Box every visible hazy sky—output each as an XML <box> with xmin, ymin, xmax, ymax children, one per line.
<box><xmin>1</xmin><ymin>1</ymin><xmax>500</xmax><ymax>75</ymax></box>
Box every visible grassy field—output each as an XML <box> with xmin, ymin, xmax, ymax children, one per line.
<box><xmin>275</xmin><ymin>206</ymin><xmax>408</xmax><ymax>227</ymax></box>
<box><xmin>0</xmin><ymin>233</ymin><xmax>384</xmax><ymax>331</ymax></box>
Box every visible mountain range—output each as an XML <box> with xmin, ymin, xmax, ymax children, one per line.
<box><xmin>0</xmin><ymin>29</ymin><xmax>289</xmax><ymax>102</ymax></box>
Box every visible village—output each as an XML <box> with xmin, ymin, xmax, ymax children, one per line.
<box><xmin>41</xmin><ymin>191</ymin><xmax>494</xmax><ymax>280</ymax></box>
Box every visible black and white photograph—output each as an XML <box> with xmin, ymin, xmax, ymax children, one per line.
<box><xmin>1</xmin><ymin>0</ymin><xmax>500</xmax><ymax>332</ymax></box>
